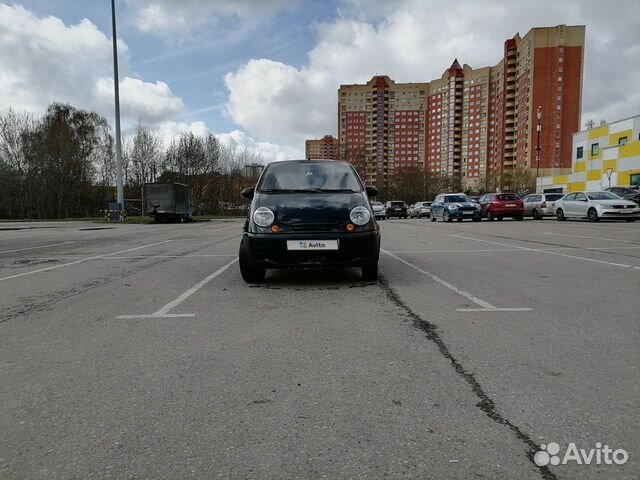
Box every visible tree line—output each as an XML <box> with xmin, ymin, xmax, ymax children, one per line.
<box><xmin>0</xmin><ymin>103</ymin><xmax>263</xmax><ymax>219</ymax></box>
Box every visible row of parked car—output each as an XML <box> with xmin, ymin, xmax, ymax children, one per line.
<box><xmin>371</xmin><ymin>186</ymin><xmax>640</xmax><ymax>223</ymax></box>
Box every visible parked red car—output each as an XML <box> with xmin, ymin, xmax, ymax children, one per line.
<box><xmin>478</xmin><ymin>193</ymin><xmax>524</xmax><ymax>221</ymax></box>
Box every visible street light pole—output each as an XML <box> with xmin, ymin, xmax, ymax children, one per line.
<box><xmin>111</xmin><ymin>0</ymin><xmax>124</xmax><ymax>212</ymax></box>
<box><xmin>535</xmin><ymin>106</ymin><xmax>542</xmax><ymax>180</ymax></box>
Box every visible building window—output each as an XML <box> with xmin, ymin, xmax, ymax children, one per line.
<box><xmin>576</xmin><ymin>146</ymin><xmax>583</xmax><ymax>159</ymax></box>
<box><xmin>618</xmin><ymin>136</ymin><xmax>628</xmax><ymax>146</ymax></box>
<box><xmin>631</xmin><ymin>173</ymin><xmax>640</xmax><ymax>187</ymax></box>
<box><xmin>591</xmin><ymin>143</ymin><xmax>599</xmax><ymax>156</ymax></box>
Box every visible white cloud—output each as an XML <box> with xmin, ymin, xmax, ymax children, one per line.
<box><xmin>0</xmin><ymin>4</ymin><xmax>184</xmax><ymax>126</ymax></box>
<box><xmin>153</xmin><ymin>122</ymin><xmax>301</xmax><ymax>164</ymax></box>
<box><xmin>95</xmin><ymin>77</ymin><xmax>184</xmax><ymax>124</ymax></box>
<box><xmin>224</xmin><ymin>0</ymin><xmax>640</xmax><ymax>151</ymax></box>
<box><xmin>127</xmin><ymin>0</ymin><xmax>298</xmax><ymax>36</ymax></box>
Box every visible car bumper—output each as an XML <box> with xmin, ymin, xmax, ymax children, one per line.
<box><xmin>599</xmin><ymin>211</ymin><xmax>640</xmax><ymax>219</ymax></box>
<box><xmin>449</xmin><ymin>210</ymin><xmax>481</xmax><ymax>219</ymax></box>
<box><xmin>491</xmin><ymin>208</ymin><xmax>524</xmax><ymax>217</ymax></box>
<box><xmin>387</xmin><ymin>211</ymin><xmax>406</xmax><ymax>217</ymax></box>
<box><xmin>243</xmin><ymin>230</ymin><xmax>380</xmax><ymax>268</ymax></box>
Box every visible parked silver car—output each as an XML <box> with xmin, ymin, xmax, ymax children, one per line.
<box><xmin>408</xmin><ymin>201</ymin><xmax>432</xmax><ymax>218</ymax></box>
<box><xmin>522</xmin><ymin>193</ymin><xmax>564</xmax><ymax>219</ymax></box>
<box><xmin>554</xmin><ymin>191</ymin><xmax>640</xmax><ymax>222</ymax></box>
<box><xmin>371</xmin><ymin>201</ymin><xmax>386</xmax><ymax>220</ymax></box>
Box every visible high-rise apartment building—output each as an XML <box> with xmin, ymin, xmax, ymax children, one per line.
<box><xmin>337</xmin><ymin>24</ymin><xmax>585</xmax><ymax>190</ymax></box>
<box><xmin>305</xmin><ymin>135</ymin><xmax>340</xmax><ymax>160</ymax></box>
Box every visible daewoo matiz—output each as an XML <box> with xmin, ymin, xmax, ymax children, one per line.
<box><xmin>239</xmin><ymin>160</ymin><xmax>381</xmax><ymax>283</ymax></box>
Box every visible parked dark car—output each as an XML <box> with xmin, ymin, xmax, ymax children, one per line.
<box><xmin>385</xmin><ymin>201</ymin><xmax>408</xmax><ymax>218</ymax></box>
<box><xmin>238</xmin><ymin>160</ymin><xmax>381</xmax><ymax>283</ymax></box>
<box><xmin>605</xmin><ymin>187</ymin><xmax>640</xmax><ymax>206</ymax></box>
<box><xmin>478</xmin><ymin>193</ymin><xmax>524</xmax><ymax>221</ymax></box>
<box><xmin>430</xmin><ymin>194</ymin><xmax>481</xmax><ymax>222</ymax></box>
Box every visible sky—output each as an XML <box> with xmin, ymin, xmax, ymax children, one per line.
<box><xmin>1</xmin><ymin>0</ymin><xmax>639</xmax><ymax>163</ymax></box>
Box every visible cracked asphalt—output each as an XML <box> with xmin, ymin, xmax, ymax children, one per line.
<box><xmin>0</xmin><ymin>218</ymin><xmax>638</xmax><ymax>479</ymax></box>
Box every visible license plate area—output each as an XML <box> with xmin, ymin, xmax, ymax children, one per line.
<box><xmin>287</xmin><ymin>240</ymin><xmax>339</xmax><ymax>251</ymax></box>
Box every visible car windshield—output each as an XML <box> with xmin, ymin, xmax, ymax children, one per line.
<box><xmin>444</xmin><ymin>195</ymin><xmax>469</xmax><ymax>203</ymax></box>
<box><xmin>587</xmin><ymin>192</ymin><xmax>620</xmax><ymax>200</ymax></box>
<box><xmin>546</xmin><ymin>194</ymin><xmax>564</xmax><ymax>201</ymax></box>
<box><xmin>497</xmin><ymin>194</ymin><xmax>519</xmax><ymax>201</ymax></box>
<box><xmin>258</xmin><ymin>162</ymin><xmax>362</xmax><ymax>192</ymax></box>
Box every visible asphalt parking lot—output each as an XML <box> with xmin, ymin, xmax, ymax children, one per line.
<box><xmin>1</xmin><ymin>218</ymin><xmax>638</xmax><ymax>480</ymax></box>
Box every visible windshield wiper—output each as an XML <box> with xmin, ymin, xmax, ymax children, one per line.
<box><xmin>259</xmin><ymin>188</ymin><xmax>356</xmax><ymax>193</ymax></box>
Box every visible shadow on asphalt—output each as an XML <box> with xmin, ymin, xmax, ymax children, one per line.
<box><xmin>252</xmin><ymin>267</ymin><xmax>374</xmax><ymax>289</ymax></box>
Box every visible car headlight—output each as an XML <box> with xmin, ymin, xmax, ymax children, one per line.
<box><xmin>253</xmin><ymin>207</ymin><xmax>275</xmax><ymax>227</ymax></box>
<box><xmin>448</xmin><ymin>204</ymin><xmax>458</xmax><ymax>210</ymax></box>
<box><xmin>597</xmin><ymin>204</ymin><xmax>614</xmax><ymax>210</ymax></box>
<box><xmin>350</xmin><ymin>206</ymin><xmax>371</xmax><ymax>225</ymax></box>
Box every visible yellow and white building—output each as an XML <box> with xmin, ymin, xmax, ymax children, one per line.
<box><xmin>537</xmin><ymin>115</ymin><xmax>640</xmax><ymax>192</ymax></box>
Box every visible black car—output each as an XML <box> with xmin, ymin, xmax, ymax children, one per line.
<box><xmin>605</xmin><ymin>186</ymin><xmax>640</xmax><ymax>206</ymax></box>
<box><xmin>239</xmin><ymin>160</ymin><xmax>381</xmax><ymax>283</ymax></box>
<box><xmin>385</xmin><ymin>200</ymin><xmax>408</xmax><ymax>218</ymax></box>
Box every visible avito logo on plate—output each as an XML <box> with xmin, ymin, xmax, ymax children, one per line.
<box><xmin>534</xmin><ymin>442</ymin><xmax>629</xmax><ymax>467</ymax></box>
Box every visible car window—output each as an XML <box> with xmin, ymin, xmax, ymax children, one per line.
<box><xmin>444</xmin><ymin>195</ymin><xmax>469</xmax><ymax>203</ymax></box>
<box><xmin>545</xmin><ymin>194</ymin><xmax>563</xmax><ymax>201</ymax></box>
<box><xmin>563</xmin><ymin>193</ymin><xmax>576</xmax><ymax>201</ymax></box>
<box><xmin>496</xmin><ymin>194</ymin><xmax>519</xmax><ymax>201</ymax></box>
<box><xmin>258</xmin><ymin>162</ymin><xmax>362</xmax><ymax>191</ymax></box>
<box><xmin>390</xmin><ymin>201</ymin><xmax>405</xmax><ymax>207</ymax></box>
<box><xmin>575</xmin><ymin>192</ymin><xmax>587</xmax><ymax>201</ymax></box>
<box><xmin>587</xmin><ymin>192</ymin><xmax>620</xmax><ymax>200</ymax></box>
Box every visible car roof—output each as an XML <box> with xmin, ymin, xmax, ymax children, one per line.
<box><xmin>267</xmin><ymin>159</ymin><xmax>350</xmax><ymax>166</ymax></box>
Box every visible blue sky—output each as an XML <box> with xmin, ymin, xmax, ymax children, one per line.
<box><xmin>1</xmin><ymin>0</ymin><xmax>639</xmax><ymax>162</ymax></box>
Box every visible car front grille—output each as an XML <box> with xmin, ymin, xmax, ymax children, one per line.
<box><xmin>287</xmin><ymin>223</ymin><xmax>339</xmax><ymax>232</ymax></box>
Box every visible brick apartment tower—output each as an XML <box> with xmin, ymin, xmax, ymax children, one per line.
<box><xmin>337</xmin><ymin>24</ymin><xmax>584</xmax><ymax>190</ymax></box>
<box><xmin>305</xmin><ymin>135</ymin><xmax>340</xmax><ymax>160</ymax></box>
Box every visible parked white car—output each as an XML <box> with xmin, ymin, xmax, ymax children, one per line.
<box><xmin>554</xmin><ymin>191</ymin><xmax>640</xmax><ymax>222</ymax></box>
<box><xmin>371</xmin><ymin>201</ymin><xmax>386</xmax><ymax>220</ymax></box>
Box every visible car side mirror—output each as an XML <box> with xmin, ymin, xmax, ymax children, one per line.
<box><xmin>365</xmin><ymin>186</ymin><xmax>378</xmax><ymax>197</ymax></box>
<box><xmin>241</xmin><ymin>187</ymin><xmax>254</xmax><ymax>199</ymax></box>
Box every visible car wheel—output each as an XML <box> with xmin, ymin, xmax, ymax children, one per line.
<box><xmin>532</xmin><ymin>209</ymin><xmax>541</xmax><ymax>220</ymax></box>
<box><xmin>487</xmin><ymin>211</ymin><xmax>495</xmax><ymax>221</ymax></box>
<box><xmin>587</xmin><ymin>208</ymin><xmax>599</xmax><ymax>222</ymax></box>
<box><xmin>472</xmin><ymin>217</ymin><xmax>481</xmax><ymax>222</ymax></box>
<box><xmin>239</xmin><ymin>238</ymin><xmax>266</xmax><ymax>283</ymax></box>
<box><xmin>456</xmin><ymin>218</ymin><xmax>463</xmax><ymax>222</ymax></box>
<box><xmin>556</xmin><ymin>208</ymin><xmax>566</xmax><ymax>221</ymax></box>
<box><xmin>443</xmin><ymin>210</ymin><xmax>452</xmax><ymax>222</ymax></box>
<box><xmin>361</xmin><ymin>261</ymin><xmax>378</xmax><ymax>281</ymax></box>
<box><xmin>430</xmin><ymin>215</ymin><xmax>437</xmax><ymax>222</ymax></box>
<box><xmin>497</xmin><ymin>216</ymin><xmax>503</xmax><ymax>221</ymax></box>
<box><xmin>515</xmin><ymin>216</ymin><xmax>524</xmax><ymax>221</ymax></box>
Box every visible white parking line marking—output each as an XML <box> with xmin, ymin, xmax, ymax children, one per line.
<box><xmin>382</xmin><ymin>248</ymin><xmax>495</xmax><ymax>309</ymax></box>
<box><xmin>0</xmin><ymin>240</ymin><xmax>172</xmax><ymax>282</ymax></box>
<box><xmin>117</xmin><ymin>257</ymin><xmax>238</xmax><ymax>319</ymax></box>
<box><xmin>387</xmin><ymin>245</ymin><xmax>640</xmax><ymax>254</ymax></box>
<box><xmin>542</xmin><ymin>232</ymin><xmax>640</xmax><ymax>244</ymax></box>
<box><xmin>0</xmin><ymin>241</ymin><xmax>75</xmax><ymax>255</ymax></box>
<box><xmin>452</xmin><ymin>235</ymin><xmax>640</xmax><ymax>270</ymax></box>
<box><xmin>456</xmin><ymin>308</ymin><xmax>534</xmax><ymax>312</ymax></box>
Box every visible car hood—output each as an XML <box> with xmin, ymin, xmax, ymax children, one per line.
<box><xmin>594</xmin><ymin>199</ymin><xmax>638</xmax><ymax>207</ymax></box>
<box><xmin>256</xmin><ymin>192</ymin><xmax>367</xmax><ymax>224</ymax></box>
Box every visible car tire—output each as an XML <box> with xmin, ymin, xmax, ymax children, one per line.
<box><xmin>587</xmin><ymin>208</ymin><xmax>599</xmax><ymax>222</ymax></box>
<box><xmin>532</xmin><ymin>209</ymin><xmax>541</xmax><ymax>220</ymax></box>
<box><xmin>515</xmin><ymin>216</ymin><xmax>524</xmax><ymax>221</ymax></box>
<box><xmin>361</xmin><ymin>261</ymin><xmax>378</xmax><ymax>281</ymax></box>
<box><xmin>443</xmin><ymin>210</ymin><xmax>452</xmax><ymax>222</ymax></box>
<box><xmin>556</xmin><ymin>208</ymin><xmax>566</xmax><ymax>221</ymax></box>
<box><xmin>497</xmin><ymin>216</ymin><xmax>503</xmax><ymax>221</ymax></box>
<box><xmin>487</xmin><ymin>211</ymin><xmax>495</xmax><ymax>221</ymax></box>
<box><xmin>472</xmin><ymin>217</ymin><xmax>481</xmax><ymax>222</ymax></box>
<box><xmin>239</xmin><ymin>238</ymin><xmax>266</xmax><ymax>283</ymax></box>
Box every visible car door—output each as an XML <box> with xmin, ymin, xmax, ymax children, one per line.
<box><xmin>432</xmin><ymin>196</ymin><xmax>443</xmax><ymax>218</ymax></box>
<box><xmin>479</xmin><ymin>194</ymin><xmax>490</xmax><ymax>217</ymax></box>
<box><xmin>561</xmin><ymin>193</ymin><xmax>577</xmax><ymax>216</ymax></box>
<box><xmin>522</xmin><ymin>195</ymin><xmax>532</xmax><ymax>215</ymax></box>
<box><xmin>574</xmin><ymin>192</ymin><xmax>589</xmax><ymax>217</ymax></box>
